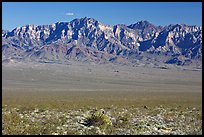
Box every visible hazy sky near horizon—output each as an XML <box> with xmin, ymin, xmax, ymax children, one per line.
<box><xmin>2</xmin><ymin>2</ymin><xmax>202</xmax><ymax>31</ymax></box>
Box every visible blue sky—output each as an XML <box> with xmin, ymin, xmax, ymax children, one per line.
<box><xmin>2</xmin><ymin>2</ymin><xmax>202</xmax><ymax>31</ymax></box>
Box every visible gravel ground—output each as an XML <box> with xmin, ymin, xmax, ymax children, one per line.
<box><xmin>2</xmin><ymin>105</ymin><xmax>202</xmax><ymax>135</ymax></box>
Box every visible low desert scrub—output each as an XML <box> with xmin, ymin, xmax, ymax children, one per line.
<box><xmin>2</xmin><ymin>90</ymin><xmax>202</xmax><ymax>135</ymax></box>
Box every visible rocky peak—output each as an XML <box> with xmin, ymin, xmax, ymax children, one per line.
<box><xmin>128</xmin><ymin>20</ymin><xmax>161</xmax><ymax>31</ymax></box>
<box><xmin>70</xmin><ymin>17</ymin><xmax>100</xmax><ymax>28</ymax></box>
<box><xmin>2</xmin><ymin>17</ymin><xmax>202</xmax><ymax>66</ymax></box>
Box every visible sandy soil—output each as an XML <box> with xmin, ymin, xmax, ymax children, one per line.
<box><xmin>2</xmin><ymin>61</ymin><xmax>202</xmax><ymax>93</ymax></box>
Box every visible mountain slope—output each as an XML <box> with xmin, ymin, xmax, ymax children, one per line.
<box><xmin>2</xmin><ymin>17</ymin><xmax>202</xmax><ymax>67</ymax></box>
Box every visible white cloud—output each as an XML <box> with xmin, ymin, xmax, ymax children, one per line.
<box><xmin>66</xmin><ymin>12</ymin><xmax>74</xmax><ymax>16</ymax></box>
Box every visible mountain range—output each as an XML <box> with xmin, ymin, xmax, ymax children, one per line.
<box><xmin>2</xmin><ymin>17</ymin><xmax>202</xmax><ymax>67</ymax></box>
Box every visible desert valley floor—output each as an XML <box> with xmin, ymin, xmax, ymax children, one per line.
<box><xmin>2</xmin><ymin>62</ymin><xmax>202</xmax><ymax>135</ymax></box>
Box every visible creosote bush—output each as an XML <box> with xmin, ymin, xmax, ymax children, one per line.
<box><xmin>82</xmin><ymin>109</ymin><xmax>112</xmax><ymax>127</ymax></box>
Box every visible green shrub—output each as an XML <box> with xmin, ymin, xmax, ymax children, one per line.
<box><xmin>82</xmin><ymin>109</ymin><xmax>112</xmax><ymax>127</ymax></box>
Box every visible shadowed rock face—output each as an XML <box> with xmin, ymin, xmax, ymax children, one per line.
<box><xmin>2</xmin><ymin>17</ymin><xmax>202</xmax><ymax>66</ymax></box>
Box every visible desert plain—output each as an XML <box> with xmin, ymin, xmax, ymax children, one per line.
<box><xmin>2</xmin><ymin>61</ymin><xmax>202</xmax><ymax>135</ymax></box>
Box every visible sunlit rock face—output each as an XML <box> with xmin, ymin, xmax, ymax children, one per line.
<box><xmin>2</xmin><ymin>17</ymin><xmax>202</xmax><ymax>66</ymax></box>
